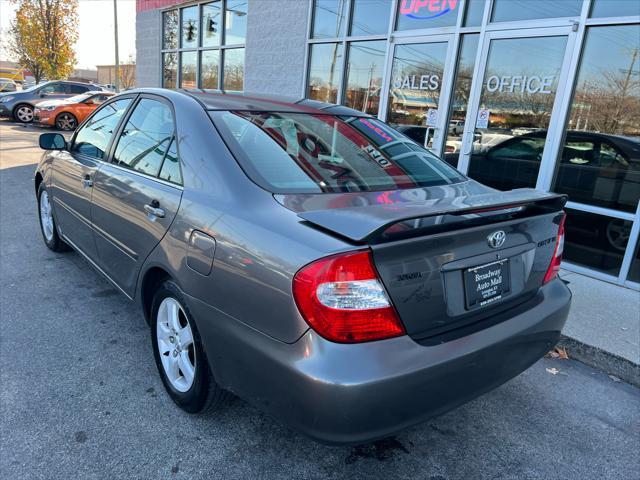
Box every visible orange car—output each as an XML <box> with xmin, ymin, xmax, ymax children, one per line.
<box><xmin>34</xmin><ymin>91</ymin><xmax>114</xmax><ymax>131</ymax></box>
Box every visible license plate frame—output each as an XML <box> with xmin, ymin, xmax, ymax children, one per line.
<box><xmin>464</xmin><ymin>258</ymin><xmax>511</xmax><ymax>309</ymax></box>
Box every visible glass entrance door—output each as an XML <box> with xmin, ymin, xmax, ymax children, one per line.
<box><xmin>457</xmin><ymin>29</ymin><xmax>576</xmax><ymax>190</ymax></box>
<box><xmin>383</xmin><ymin>36</ymin><xmax>455</xmax><ymax>156</ymax></box>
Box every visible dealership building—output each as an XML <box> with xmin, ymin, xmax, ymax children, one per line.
<box><xmin>135</xmin><ymin>0</ymin><xmax>640</xmax><ymax>290</ymax></box>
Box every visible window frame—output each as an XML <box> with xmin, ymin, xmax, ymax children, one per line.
<box><xmin>160</xmin><ymin>1</ymin><xmax>246</xmax><ymax>91</ymax></box>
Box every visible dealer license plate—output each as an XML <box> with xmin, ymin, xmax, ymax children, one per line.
<box><xmin>464</xmin><ymin>258</ymin><xmax>511</xmax><ymax>309</ymax></box>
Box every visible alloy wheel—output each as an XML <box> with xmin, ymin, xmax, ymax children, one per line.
<box><xmin>39</xmin><ymin>189</ymin><xmax>54</xmax><ymax>242</ymax></box>
<box><xmin>57</xmin><ymin>113</ymin><xmax>76</xmax><ymax>131</ymax></box>
<box><xmin>156</xmin><ymin>297</ymin><xmax>196</xmax><ymax>393</ymax></box>
<box><xmin>16</xmin><ymin>105</ymin><xmax>33</xmax><ymax>122</ymax></box>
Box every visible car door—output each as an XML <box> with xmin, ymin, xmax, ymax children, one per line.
<box><xmin>50</xmin><ymin>97</ymin><xmax>134</xmax><ymax>258</ymax></box>
<box><xmin>90</xmin><ymin>96</ymin><xmax>183</xmax><ymax>296</ymax></box>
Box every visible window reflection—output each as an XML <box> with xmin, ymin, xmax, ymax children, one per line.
<box><xmin>181</xmin><ymin>6</ymin><xmax>199</xmax><ymax>48</ymax></box>
<box><xmin>350</xmin><ymin>0</ymin><xmax>390</xmax><ymax>36</ymax></box>
<box><xmin>628</xmin><ymin>242</ymin><xmax>640</xmax><ymax>284</ymax></box>
<box><xmin>163</xmin><ymin>52</ymin><xmax>177</xmax><ymax>88</ymax></box>
<box><xmin>180</xmin><ymin>51</ymin><xmax>197</xmax><ymax>88</ymax></box>
<box><xmin>491</xmin><ymin>0</ymin><xmax>582</xmax><ymax>23</ymax></box>
<box><xmin>225</xmin><ymin>0</ymin><xmax>247</xmax><ymax>44</ymax></box>
<box><xmin>307</xmin><ymin>43</ymin><xmax>344</xmax><ymax>103</ymax></box>
<box><xmin>590</xmin><ymin>0</ymin><xmax>640</xmax><ymax>18</ymax></box>
<box><xmin>312</xmin><ymin>0</ymin><xmax>348</xmax><ymax>39</ymax></box>
<box><xmin>202</xmin><ymin>1</ymin><xmax>222</xmax><ymax>47</ymax></box>
<box><xmin>466</xmin><ymin>36</ymin><xmax>567</xmax><ymax>190</ymax></box>
<box><xmin>463</xmin><ymin>0</ymin><xmax>485</xmax><ymax>27</ymax></box>
<box><xmin>563</xmin><ymin>209</ymin><xmax>632</xmax><ymax>276</ymax></box>
<box><xmin>223</xmin><ymin>48</ymin><xmax>244</xmax><ymax>91</ymax></box>
<box><xmin>444</xmin><ymin>34</ymin><xmax>479</xmax><ymax>167</ymax></box>
<box><xmin>163</xmin><ymin>10</ymin><xmax>178</xmax><ymax>49</ymax></box>
<box><xmin>387</xmin><ymin>42</ymin><xmax>448</xmax><ymax>149</ymax></box>
<box><xmin>200</xmin><ymin>50</ymin><xmax>219</xmax><ymax>89</ymax></box>
<box><xmin>555</xmin><ymin>25</ymin><xmax>640</xmax><ymax>213</ymax></box>
<box><xmin>344</xmin><ymin>41</ymin><xmax>386</xmax><ymax>115</ymax></box>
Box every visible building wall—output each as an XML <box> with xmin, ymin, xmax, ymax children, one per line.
<box><xmin>136</xmin><ymin>8</ymin><xmax>162</xmax><ymax>87</ymax></box>
<box><xmin>244</xmin><ymin>0</ymin><xmax>310</xmax><ymax>97</ymax></box>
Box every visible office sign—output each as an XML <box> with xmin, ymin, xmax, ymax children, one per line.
<box><xmin>485</xmin><ymin>75</ymin><xmax>554</xmax><ymax>94</ymax></box>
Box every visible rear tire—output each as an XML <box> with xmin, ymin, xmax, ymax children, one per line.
<box><xmin>150</xmin><ymin>280</ymin><xmax>230</xmax><ymax>413</ymax></box>
<box><xmin>14</xmin><ymin>103</ymin><xmax>34</xmax><ymax>123</ymax></box>
<box><xmin>37</xmin><ymin>183</ymin><xmax>70</xmax><ymax>252</ymax></box>
<box><xmin>55</xmin><ymin>112</ymin><xmax>77</xmax><ymax>131</ymax></box>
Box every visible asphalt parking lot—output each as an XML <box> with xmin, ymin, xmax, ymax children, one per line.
<box><xmin>1</xmin><ymin>121</ymin><xmax>639</xmax><ymax>480</ymax></box>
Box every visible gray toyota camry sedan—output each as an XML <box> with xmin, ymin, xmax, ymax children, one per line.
<box><xmin>35</xmin><ymin>89</ymin><xmax>571</xmax><ymax>445</ymax></box>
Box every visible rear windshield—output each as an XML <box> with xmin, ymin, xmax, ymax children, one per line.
<box><xmin>210</xmin><ymin>111</ymin><xmax>465</xmax><ymax>194</ymax></box>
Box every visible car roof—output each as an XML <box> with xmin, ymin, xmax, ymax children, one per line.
<box><xmin>129</xmin><ymin>88</ymin><xmax>372</xmax><ymax>116</ymax></box>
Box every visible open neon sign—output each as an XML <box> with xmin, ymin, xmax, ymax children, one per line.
<box><xmin>399</xmin><ymin>0</ymin><xmax>459</xmax><ymax>20</ymax></box>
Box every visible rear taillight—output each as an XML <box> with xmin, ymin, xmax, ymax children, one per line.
<box><xmin>543</xmin><ymin>213</ymin><xmax>566</xmax><ymax>284</ymax></box>
<box><xmin>292</xmin><ymin>250</ymin><xmax>405</xmax><ymax>343</ymax></box>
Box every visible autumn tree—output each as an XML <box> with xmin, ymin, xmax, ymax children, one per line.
<box><xmin>8</xmin><ymin>0</ymin><xmax>79</xmax><ymax>83</ymax></box>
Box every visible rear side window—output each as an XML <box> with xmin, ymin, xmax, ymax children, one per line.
<box><xmin>159</xmin><ymin>139</ymin><xmax>182</xmax><ymax>185</ymax></box>
<box><xmin>113</xmin><ymin>99</ymin><xmax>174</xmax><ymax>177</ymax></box>
<box><xmin>72</xmin><ymin>98</ymin><xmax>132</xmax><ymax>159</ymax></box>
<box><xmin>67</xmin><ymin>84</ymin><xmax>89</xmax><ymax>94</ymax></box>
<box><xmin>211</xmin><ymin>111</ymin><xmax>465</xmax><ymax>193</ymax></box>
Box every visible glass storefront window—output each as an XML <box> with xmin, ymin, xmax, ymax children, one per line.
<box><xmin>396</xmin><ymin>0</ymin><xmax>460</xmax><ymax>31</ymax></box>
<box><xmin>223</xmin><ymin>48</ymin><xmax>244</xmax><ymax>91</ymax></box>
<box><xmin>225</xmin><ymin>0</ymin><xmax>247</xmax><ymax>45</ymax></box>
<box><xmin>386</xmin><ymin>42</ymin><xmax>448</xmax><ymax>149</ymax></box>
<box><xmin>180</xmin><ymin>51</ymin><xmax>197</xmax><ymax>88</ymax></box>
<box><xmin>312</xmin><ymin>0</ymin><xmax>348</xmax><ymax>39</ymax></box>
<box><xmin>466</xmin><ymin>35</ymin><xmax>568</xmax><ymax>191</ymax></box>
<box><xmin>444</xmin><ymin>34</ymin><xmax>479</xmax><ymax>167</ymax></box>
<box><xmin>200</xmin><ymin>50</ymin><xmax>220</xmax><ymax>89</ymax></box>
<box><xmin>344</xmin><ymin>41</ymin><xmax>386</xmax><ymax>115</ymax></box>
<box><xmin>163</xmin><ymin>10</ymin><xmax>178</xmax><ymax>49</ymax></box>
<box><xmin>563</xmin><ymin>209</ymin><xmax>633</xmax><ymax>276</ymax></box>
<box><xmin>350</xmin><ymin>0</ymin><xmax>390</xmax><ymax>36</ymax></box>
<box><xmin>463</xmin><ymin>0</ymin><xmax>485</xmax><ymax>27</ymax></box>
<box><xmin>202</xmin><ymin>1</ymin><xmax>222</xmax><ymax>47</ymax></box>
<box><xmin>163</xmin><ymin>52</ymin><xmax>177</xmax><ymax>88</ymax></box>
<box><xmin>555</xmin><ymin>25</ymin><xmax>640</xmax><ymax>213</ymax></box>
<box><xmin>491</xmin><ymin>0</ymin><xmax>582</xmax><ymax>23</ymax></box>
<box><xmin>590</xmin><ymin>0</ymin><xmax>640</xmax><ymax>18</ymax></box>
<box><xmin>307</xmin><ymin>43</ymin><xmax>344</xmax><ymax>103</ymax></box>
<box><xmin>181</xmin><ymin>6</ymin><xmax>199</xmax><ymax>49</ymax></box>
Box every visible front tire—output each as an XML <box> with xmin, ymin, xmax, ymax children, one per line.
<box><xmin>55</xmin><ymin>112</ymin><xmax>77</xmax><ymax>131</ymax></box>
<box><xmin>14</xmin><ymin>103</ymin><xmax>34</xmax><ymax>123</ymax></box>
<box><xmin>151</xmin><ymin>280</ymin><xmax>229</xmax><ymax>413</ymax></box>
<box><xmin>37</xmin><ymin>183</ymin><xmax>69</xmax><ymax>252</ymax></box>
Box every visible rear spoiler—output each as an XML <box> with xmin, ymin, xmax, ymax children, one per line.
<box><xmin>298</xmin><ymin>189</ymin><xmax>567</xmax><ymax>244</ymax></box>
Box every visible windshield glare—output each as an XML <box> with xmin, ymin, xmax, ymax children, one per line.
<box><xmin>211</xmin><ymin>111</ymin><xmax>465</xmax><ymax>194</ymax></box>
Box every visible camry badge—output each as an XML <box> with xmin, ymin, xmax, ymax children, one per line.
<box><xmin>487</xmin><ymin>230</ymin><xmax>506</xmax><ymax>249</ymax></box>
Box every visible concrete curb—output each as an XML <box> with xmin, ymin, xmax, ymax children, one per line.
<box><xmin>557</xmin><ymin>335</ymin><xmax>639</xmax><ymax>387</ymax></box>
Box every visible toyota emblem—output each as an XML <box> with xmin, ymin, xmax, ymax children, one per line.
<box><xmin>487</xmin><ymin>230</ymin><xmax>506</xmax><ymax>249</ymax></box>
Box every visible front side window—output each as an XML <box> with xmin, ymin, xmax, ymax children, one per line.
<box><xmin>113</xmin><ymin>99</ymin><xmax>175</xmax><ymax>177</ymax></box>
<box><xmin>39</xmin><ymin>83</ymin><xmax>64</xmax><ymax>94</ymax></box>
<box><xmin>72</xmin><ymin>99</ymin><xmax>132</xmax><ymax>159</ymax></box>
<box><xmin>67</xmin><ymin>84</ymin><xmax>88</xmax><ymax>94</ymax></box>
<box><xmin>211</xmin><ymin>111</ymin><xmax>464</xmax><ymax>193</ymax></box>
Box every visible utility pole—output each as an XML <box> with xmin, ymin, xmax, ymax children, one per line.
<box><xmin>113</xmin><ymin>0</ymin><xmax>120</xmax><ymax>92</ymax></box>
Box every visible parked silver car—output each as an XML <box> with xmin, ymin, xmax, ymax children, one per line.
<box><xmin>0</xmin><ymin>80</ymin><xmax>103</xmax><ymax>123</ymax></box>
<box><xmin>35</xmin><ymin>89</ymin><xmax>571</xmax><ymax>445</ymax></box>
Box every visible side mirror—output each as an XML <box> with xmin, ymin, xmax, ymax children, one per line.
<box><xmin>39</xmin><ymin>133</ymin><xmax>67</xmax><ymax>150</ymax></box>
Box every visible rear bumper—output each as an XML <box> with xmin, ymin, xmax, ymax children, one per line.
<box><xmin>190</xmin><ymin>279</ymin><xmax>571</xmax><ymax>445</ymax></box>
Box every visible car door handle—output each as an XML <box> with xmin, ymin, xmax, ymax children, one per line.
<box><xmin>144</xmin><ymin>202</ymin><xmax>165</xmax><ymax>218</ymax></box>
<box><xmin>82</xmin><ymin>174</ymin><xmax>93</xmax><ymax>188</ymax></box>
